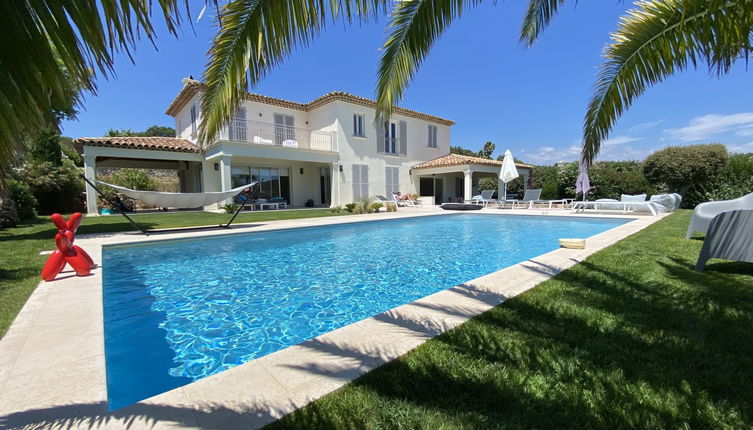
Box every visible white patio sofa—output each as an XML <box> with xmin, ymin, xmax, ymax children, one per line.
<box><xmin>571</xmin><ymin>193</ymin><xmax>668</xmax><ymax>216</ymax></box>
<box><xmin>685</xmin><ymin>191</ymin><xmax>753</xmax><ymax>238</ymax></box>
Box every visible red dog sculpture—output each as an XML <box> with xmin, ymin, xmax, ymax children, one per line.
<box><xmin>41</xmin><ymin>213</ymin><xmax>95</xmax><ymax>281</ymax></box>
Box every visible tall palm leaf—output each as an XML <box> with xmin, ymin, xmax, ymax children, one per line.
<box><xmin>582</xmin><ymin>0</ymin><xmax>753</xmax><ymax>164</ymax></box>
<box><xmin>0</xmin><ymin>0</ymin><xmax>188</xmax><ymax>181</ymax></box>
<box><xmin>199</xmin><ymin>0</ymin><xmax>389</xmax><ymax>145</ymax></box>
<box><xmin>519</xmin><ymin>0</ymin><xmax>568</xmax><ymax>46</ymax></box>
<box><xmin>374</xmin><ymin>0</ymin><xmax>482</xmax><ymax>124</ymax></box>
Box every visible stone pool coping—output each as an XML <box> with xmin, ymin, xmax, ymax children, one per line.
<box><xmin>0</xmin><ymin>208</ymin><xmax>668</xmax><ymax>429</ymax></box>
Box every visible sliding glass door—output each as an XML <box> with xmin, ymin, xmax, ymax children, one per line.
<box><xmin>231</xmin><ymin>166</ymin><xmax>290</xmax><ymax>202</ymax></box>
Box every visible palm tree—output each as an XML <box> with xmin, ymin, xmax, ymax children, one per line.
<box><xmin>200</xmin><ymin>0</ymin><xmax>753</xmax><ymax>165</ymax></box>
<box><xmin>0</xmin><ymin>0</ymin><xmax>187</xmax><ymax>180</ymax></box>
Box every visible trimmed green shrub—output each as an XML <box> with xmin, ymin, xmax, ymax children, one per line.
<box><xmin>530</xmin><ymin>161</ymin><xmax>654</xmax><ymax>201</ymax></box>
<box><xmin>540</xmin><ymin>181</ymin><xmax>558</xmax><ymax>200</ymax></box>
<box><xmin>110</xmin><ymin>169</ymin><xmax>156</xmax><ymax>191</ymax></box>
<box><xmin>221</xmin><ymin>203</ymin><xmax>238</xmax><ymax>214</ymax></box>
<box><xmin>13</xmin><ymin>160</ymin><xmax>84</xmax><ymax>215</ymax></box>
<box><xmin>704</xmin><ymin>152</ymin><xmax>753</xmax><ymax>202</ymax></box>
<box><xmin>476</xmin><ymin>177</ymin><xmax>497</xmax><ymax>194</ymax></box>
<box><xmin>344</xmin><ymin>203</ymin><xmax>357</xmax><ymax>213</ymax></box>
<box><xmin>643</xmin><ymin>144</ymin><xmax>728</xmax><ymax>198</ymax></box>
<box><xmin>589</xmin><ymin>161</ymin><xmax>656</xmax><ymax>200</ymax></box>
<box><xmin>7</xmin><ymin>179</ymin><xmax>37</xmax><ymax>220</ymax></box>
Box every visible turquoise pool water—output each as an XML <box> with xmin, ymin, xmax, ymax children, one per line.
<box><xmin>102</xmin><ymin>214</ymin><xmax>629</xmax><ymax>410</ymax></box>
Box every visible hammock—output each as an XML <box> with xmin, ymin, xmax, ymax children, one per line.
<box><xmin>97</xmin><ymin>181</ymin><xmax>257</xmax><ymax>208</ymax></box>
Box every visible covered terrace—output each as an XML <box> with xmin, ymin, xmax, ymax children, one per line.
<box><xmin>410</xmin><ymin>154</ymin><xmax>533</xmax><ymax>204</ymax></box>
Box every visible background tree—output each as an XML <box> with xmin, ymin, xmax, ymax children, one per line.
<box><xmin>643</xmin><ymin>144</ymin><xmax>728</xmax><ymax>195</ymax></box>
<box><xmin>106</xmin><ymin>125</ymin><xmax>176</xmax><ymax>137</ymax></box>
<box><xmin>450</xmin><ymin>146</ymin><xmax>477</xmax><ymax>156</ymax></box>
<box><xmin>478</xmin><ymin>141</ymin><xmax>495</xmax><ymax>159</ymax></box>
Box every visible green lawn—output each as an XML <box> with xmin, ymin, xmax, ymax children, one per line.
<box><xmin>268</xmin><ymin>211</ymin><xmax>753</xmax><ymax>429</ymax></box>
<box><xmin>0</xmin><ymin>209</ymin><xmax>342</xmax><ymax>337</ymax></box>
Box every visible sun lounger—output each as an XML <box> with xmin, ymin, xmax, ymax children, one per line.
<box><xmin>686</xmin><ymin>192</ymin><xmax>753</xmax><ymax>238</ymax></box>
<box><xmin>695</xmin><ymin>210</ymin><xmax>753</xmax><ymax>271</ymax></box>
<box><xmin>392</xmin><ymin>192</ymin><xmax>416</xmax><ymax>207</ymax></box>
<box><xmin>469</xmin><ymin>190</ymin><xmax>496</xmax><ymax>207</ymax></box>
<box><xmin>500</xmin><ymin>189</ymin><xmax>542</xmax><ymax>209</ymax></box>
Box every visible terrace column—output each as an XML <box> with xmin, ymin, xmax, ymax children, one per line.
<box><xmin>83</xmin><ymin>154</ymin><xmax>98</xmax><ymax>215</ymax></box>
<box><xmin>463</xmin><ymin>169</ymin><xmax>473</xmax><ymax>202</ymax></box>
<box><xmin>331</xmin><ymin>162</ymin><xmax>340</xmax><ymax>207</ymax></box>
<box><xmin>219</xmin><ymin>155</ymin><xmax>232</xmax><ymax>205</ymax></box>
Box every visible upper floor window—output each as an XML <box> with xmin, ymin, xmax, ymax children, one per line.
<box><xmin>273</xmin><ymin>113</ymin><xmax>295</xmax><ymax>145</ymax></box>
<box><xmin>428</xmin><ymin>125</ymin><xmax>438</xmax><ymax>148</ymax></box>
<box><xmin>384</xmin><ymin>121</ymin><xmax>398</xmax><ymax>154</ymax></box>
<box><xmin>353</xmin><ymin>114</ymin><xmax>365</xmax><ymax>137</ymax></box>
<box><xmin>190</xmin><ymin>104</ymin><xmax>198</xmax><ymax>135</ymax></box>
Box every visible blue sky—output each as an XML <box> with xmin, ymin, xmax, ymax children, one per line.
<box><xmin>61</xmin><ymin>1</ymin><xmax>753</xmax><ymax>164</ymax></box>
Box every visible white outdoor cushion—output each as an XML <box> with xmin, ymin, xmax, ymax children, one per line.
<box><xmin>649</xmin><ymin>194</ymin><xmax>675</xmax><ymax>212</ymax></box>
<box><xmin>621</xmin><ymin>194</ymin><xmax>647</xmax><ymax>202</ymax></box>
<box><xmin>253</xmin><ymin>136</ymin><xmax>274</xmax><ymax>145</ymax></box>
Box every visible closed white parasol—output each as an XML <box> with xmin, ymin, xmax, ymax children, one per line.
<box><xmin>499</xmin><ymin>149</ymin><xmax>520</xmax><ymax>201</ymax></box>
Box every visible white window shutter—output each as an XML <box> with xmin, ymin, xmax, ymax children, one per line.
<box><xmin>393</xmin><ymin>167</ymin><xmax>400</xmax><ymax>193</ymax></box>
<box><xmin>352</xmin><ymin>165</ymin><xmax>360</xmax><ymax>200</ymax></box>
<box><xmin>399</xmin><ymin>121</ymin><xmax>407</xmax><ymax>155</ymax></box>
<box><xmin>377</xmin><ymin>123</ymin><xmax>385</xmax><ymax>153</ymax></box>
<box><xmin>361</xmin><ymin>165</ymin><xmax>369</xmax><ymax>199</ymax></box>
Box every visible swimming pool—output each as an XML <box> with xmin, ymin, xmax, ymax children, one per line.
<box><xmin>102</xmin><ymin>213</ymin><xmax>630</xmax><ymax>409</ymax></box>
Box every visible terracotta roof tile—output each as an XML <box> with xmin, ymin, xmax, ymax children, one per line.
<box><xmin>165</xmin><ymin>79</ymin><xmax>454</xmax><ymax>126</ymax></box>
<box><xmin>75</xmin><ymin>136</ymin><xmax>200</xmax><ymax>153</ymax></box>
<box><xmin>412</xmin><ymin>153</ymin><xmax>532</xmax><ymax>170</ymax></box>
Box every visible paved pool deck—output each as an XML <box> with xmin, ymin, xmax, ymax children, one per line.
<box><xmin>0</xmin><ymin>208</ymin><xmax>668</xmax><ymax>429</ymax></box>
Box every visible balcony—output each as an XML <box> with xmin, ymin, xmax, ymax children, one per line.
<box><xmin>221</xmin><ymin>120</ymin><xmax>336</xmax><ymax>152</ymax></box>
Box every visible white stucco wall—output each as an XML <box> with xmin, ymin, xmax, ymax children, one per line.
<box><xmin>169</xmin><ymin>91</ymin><xmax>453</xmax><ymax>207</ymax></box>
<box><xmin>325</xmin><ymin>100</ymin><xmax>451</xmax><ymax>204</ymax></box>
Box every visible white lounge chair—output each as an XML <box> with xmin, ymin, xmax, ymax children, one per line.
<box><xmin>502</xmin><ymin>189</ymin><xmax>542</xmax><ymax>209</ymax></box>
<box><xmin>391</xmin><ymin>192</ymin><xmax>416</xmax><ymax>207</ymax></box>
<box><xmin>470</xmin><ymin>190</ymin><xmax>496</xmax><ymax>207</ymax></box>
<box><xmin>686</xmin><ymin>191</ymin><xmax>753</xmax><ymax>238</ymax></box>
<box><xmin>695</xmin><ymin>209</ymin><xmax>753</xmax><ymax>270</ymax></box>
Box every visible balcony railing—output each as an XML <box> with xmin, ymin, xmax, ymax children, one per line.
<box><xmin>222</xmin><ymin>120</ymin><xmax>335</xmax><ymax>152</ymax></box>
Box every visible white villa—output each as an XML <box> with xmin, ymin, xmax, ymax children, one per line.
<box><xmin>77</xmin><ymin>78</ymin><xmax>532</xmax><ymax>213</ymax></box>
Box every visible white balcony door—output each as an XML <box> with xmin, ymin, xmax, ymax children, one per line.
<box><xmin>274</xmin><ymin>113</ymin><xmax>295</xmax><ymax>146</ymax></box>
<box><xmin>229</xmin><ymin>108</ymin><xmax>247</xmax><ymax>141</ymax></box>
<box><xmin>384</xmin><ymin>121</ymin><xmax>397</xmax><ymax>154</ymax></box>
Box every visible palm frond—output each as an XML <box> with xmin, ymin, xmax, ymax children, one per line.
<box><xmin>0</xmin><ymin>0</ymin><xmax>188</xmax><ymax>181</ymax></box>
<box><xmin>199</xmin><ymin>0</ymin><xmax>389</xmax><ymax>146</ymax></box>
<box><xmin>582</xmin><ymin>0</ymin><xmax>753</xmax><ymax>165</ymax></box>
<box><xmin>374</xmin><ymin>0</ymin><xmax>482</xmax><ymax>126</ymax></box>
<box><xmin>520</xmin><ymin>0</ymin><xmax>568</xmax><ymax>46</ymax></box>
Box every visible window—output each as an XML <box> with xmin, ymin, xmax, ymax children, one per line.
<box><xmin>232</xmin><ymin>166</ymin><xmax>290</xmax><ymax>202</ymax></box>
<box><xmin>273</xmin><ymin>113</ymin><xmax>295</xmax><ymax>145</ymax></box>
<box><xmin>353</xmin><ymin>114</ymin><xmax>365</xmax><ymax>137</ymax></box>
<box><xmin>385</xmin><ymin>166</ymin><xmax>399</xmax><ymax>195</ymax></box>
<box><xmin>352</xmin><ymin>164</ymin><xmax>369</xmax><ymax>200</ymax></box>
<box><xmin>190</xmin><ymin>104</ymin><xmax>198</xmax><ymax>135</ymax></box>
<box><xmin>384</xmin><ymin>122</ymin><xmax>397</xmax><ymax>154</ymax></box>
<box><xmin>428</xmin><ymin>125</ymin><xmax>438</xmax><ymax>148</ymax></box>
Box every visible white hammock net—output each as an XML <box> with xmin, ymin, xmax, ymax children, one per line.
<box><xmin>98</xmin><ymin>181</ymin><xmax>257</xmax><ymax>208</ymax></box>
